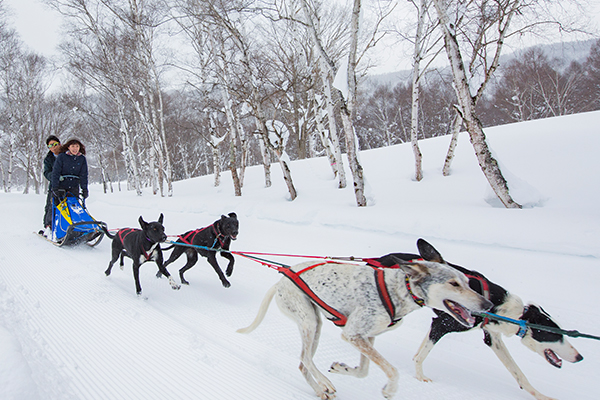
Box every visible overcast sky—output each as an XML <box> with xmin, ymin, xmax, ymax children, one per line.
<box><xmin>5</xmin><ymin>0</ymin><xmax>61</xmax><ymax>57</ymax></box>
<box><xmin>5</xmin><ymin>0</ymin><xmax>600</xmax><ymax>75</ymax></box>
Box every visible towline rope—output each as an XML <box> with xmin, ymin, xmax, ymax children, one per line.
<box><xmin>472</xmin><ymin>311</ymin><xmax>600</xmax><ymax>341</ymax></box>
<box><xmin>162</xmin><ymin>240</ymin><xmax>362</xmax><ymax>266</ymax></box>
<box><xmin>163</xmin><ymin>240</ymin><xmax>600</xmax><ymax>341</ymax></box>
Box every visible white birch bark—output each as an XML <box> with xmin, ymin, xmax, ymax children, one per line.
<box><xmin>442</xmin><ymin>111</ymin><xmax>462</xmax><ymax>176</ymax></box>
<box><xmin>338</xmin><ymin>0</ymin><xmax>367</xmax><ymax>207</ymax></box>
<box><xmin>410</xmin><ymin>0</ymin><xmax>429</xmax><ymax>182</ymax></box>
<box><xmin>300</xmin><ymin>0</ymin><xmax>346</xmax><ymax>189</ymax></box>
<box><xmin>433</xmin><ymin>0</ymin><xmax>521</xmax><ymax>208</ymax></box>
<box><xmin>319</xmin><ymin>59</ymin><xmax>346</xmax><ymax>188</ymax></box>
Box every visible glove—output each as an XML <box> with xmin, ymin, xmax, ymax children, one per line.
<box><xmin>82</xmin><ymin>189</ymin><xmax>89</xmax><ymax>199</ymax></box>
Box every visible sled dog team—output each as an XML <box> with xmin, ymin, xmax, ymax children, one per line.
<box><xmin>101</xmin><ymin>213</ymin><xmax>582</xmax><ymax>400</ymax></box>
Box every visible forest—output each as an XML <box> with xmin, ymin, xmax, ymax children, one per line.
<box><xmin>0</xmin><ymin>0</ymin><xmax>598</xmax><ymax>208</ymax></box>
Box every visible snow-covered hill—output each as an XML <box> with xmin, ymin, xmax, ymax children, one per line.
<box><xmin>1</xmin><ymin>111</ymin><xmax>599</xmax><ymax>400</ymax></box>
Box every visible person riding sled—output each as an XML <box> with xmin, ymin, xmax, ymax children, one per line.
<box><xmin>42</xmin><ymin>135</ymin><xmax>61</xmax><ymax>237</ymax></box>
<box><xmin>51</xmin><ymin>138</ymin><xmax>89</xmax><ymax>203</ymax></box>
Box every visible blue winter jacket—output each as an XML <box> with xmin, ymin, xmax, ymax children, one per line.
<box><xmin>51</xmin><ymin>152</ymin><xmax>88</xmax><ymax>196</ymax></box>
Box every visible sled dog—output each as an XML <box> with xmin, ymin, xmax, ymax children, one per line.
<box><xmin>103</xmin><ymin>214</ymin><xmax>180</xmax><ymax>296</ymax></box>
<box><xmin>237</xmin><ymin>239</ymin><xmax>492</xmax><ymax>399</ymax></box>
<box><xmin>157</xmin><ymin>213</ymin><xmax>239</xmax><ymax>287</ymax></box>
<box><xmin>409</xmin><ymin>256</ymin><xmax>583</xmax><ymax>400</ymax></box>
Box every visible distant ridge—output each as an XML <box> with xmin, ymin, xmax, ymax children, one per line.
<box><xmin>366</xmin><ymin>39</ymin><xmax>597</xmax><ymax>88</ymax></box>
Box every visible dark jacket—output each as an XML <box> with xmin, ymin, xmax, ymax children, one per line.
<box><xmin>51</xmin><ymin>152</ymin><xmax>88</xmax><ymax>195</ymax></box>
<box><xmin>43</xmin><ymin>151</ymin><xmax>57</xmax><ymax>188</ymax></box>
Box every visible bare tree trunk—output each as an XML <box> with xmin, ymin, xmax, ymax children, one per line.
<box><xmin>300</xmin><ymin>0</ymin><xmax>346</xmax><ymax>189</ymax></box>
<box><xmin>311</xmin><ymin>87</ymin><xmax>337</xmax><ymax>174</ymax></box>
<box><xmin>442</xmin><ymin>111</ymin><xmax>462</xmax><ymax>176</ymax></box>
<box><xmin>319</xmin><ymin>60</ymin><xmax>345</xmax><ymax>188</ymax></box>
<box><xmin>229</xmin><ymin>141</ymin><xmax>242</xmax><ymax>196</ymax></box>
<box><xmin>410</xmin><ymin>0</ymin><xmax>429</xmax><ymax>182</ymax></box>
<box><xmin>433</xmin><ymin>0</ymin><xmax>521</xmax><ymax>209</ymax></box>
<box><xmin>338</xmin><ymin>0</ymin><xmax>367</xmax><ymax>207</ymax></box>
<box><xmin>258</xmin><ymin>135</ymin><xmax>271</xmax><ymax>188</ymax></box>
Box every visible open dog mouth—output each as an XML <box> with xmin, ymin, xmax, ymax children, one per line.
<box><xmin>443</xmin><ymin>299</ymin><xmax>475</xmax><ymax>327</ymax></box>
<box><xmin>545</xmin><ymin>349</ymin><xmax>562</xmax><ymax>368</ymax></box>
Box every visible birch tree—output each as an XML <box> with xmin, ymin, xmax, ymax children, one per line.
<box><xmin>336</xmin><ymin>0</ymin><xmax>367</xmax><ymax>206</ymax></box>
<box><xmin>432</xmin><ymin>0</ymin><xmax>522</xmax><ymax>208</ymax></box>
<box><xmin>299</xmin><ymin>0</ymin><xmax>346</xmax><ymax>189</ymax></box>
<box><xmin>204</xmin><ymin>0</ymin><xmax>298</xmax><ymax>200</ymax></box>
<box><xmin>0</xmin><ymin>25</ymin><xmax>23</xmax><ymax>192</ymax></box>
<box><xmin>49</xmin><ymin>0</ymin><xmax>144</xmax><ymax>195</ymax></box>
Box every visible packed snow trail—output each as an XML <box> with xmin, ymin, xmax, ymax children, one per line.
<box><xmin>1</xmin><ymin>112</ymin><xmax>599</xmax><ymax>400</ymax></box>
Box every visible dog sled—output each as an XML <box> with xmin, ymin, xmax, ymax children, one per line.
<box><xmin>38</xmin><ymin>192</ymin><xmax>107</xmax><ymax>247</ymax></box>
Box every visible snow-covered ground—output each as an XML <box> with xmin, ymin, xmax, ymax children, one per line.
<box><xmin>1</xmin><ymin>111</ymin><xmax>599</xmax><ymax>400</ymax></box>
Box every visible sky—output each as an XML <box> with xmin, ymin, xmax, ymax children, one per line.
<box><xmin>4</xmin><ymin>0</ymin><xmax>61</xmax><ymax>57</ymax></box>
<box><xmin>6</xmin><ymin>0</ymin><xmax>600</xmax><ymax>75</ymax></box>
<box><xmin>0</xmin><ymin>109</ymin><xmax>599</xmax><ymax>400</ymax></box>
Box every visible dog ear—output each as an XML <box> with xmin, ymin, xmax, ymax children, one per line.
<box><xmin>139</xmin><ymin>216</ymin><xmax>147</xmax><ymax>228</ymax></box>
<box><xmin>228</xmin><ymin>212</ymin><xmax>237</xmax><ymax>219</ymax></box>
<box><xmin>416</xmin><ymin>239</ymin><xmax>444</xmax><ymax>263</ymax></box>
<box><xmin>158</xmin><ymin>213</ymin><xmax>164</xmax><ymax>224</ymax></box>
<box><xmin>389</xmin><ymin>256</ymin><xmax>429</xmax><ymax>278</ymax></box>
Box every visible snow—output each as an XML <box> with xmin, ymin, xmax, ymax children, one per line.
<box><xmin>1</xmin><ymin>111</ymin><xmax>599</xmax><ymax>400</ymax></box>
<box><xmin>333</xmin><ymin>55</ymin><xmax>350</xmax><ymax>100</ymax></box>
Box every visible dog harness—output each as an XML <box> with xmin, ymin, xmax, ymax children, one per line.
<box><xmin>365</xmin><ymin>258</ymin><xmax>426</xmax><ymax>311</ymax></box>
<box><xmin>463</xmin><ymin>272</ymin><xmax>492</xmax><ymax>327</ymax></box>
<box><xmin>117</xmin><ymin>228</ymin><xmax>153</xmax><ymax>261</ymax></box>
<box><xmin>177</xmin><ymin>222</ymin><xmax>228</xmax><ymax>249</ymax></box>
<box><xmin>277</xmin><ymin>261</ymin><xmax>348</xmax><ymax>326</ymax></box>
<box><xmin>276</xmin><ymin>260</ymin><xmax>420</xmax><ymax>328</ymax></box>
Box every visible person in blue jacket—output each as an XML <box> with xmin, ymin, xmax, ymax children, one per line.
<box><xmin>51</xmin><ymin>138</ymin><xmax>89</xmax><ymax>201</ymax></box>
<box><xmin>42</xmin><ymin>135</ymin><xmax>61</xmax><ymax>235</ymax></box>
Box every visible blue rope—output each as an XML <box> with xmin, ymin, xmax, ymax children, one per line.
<box><xmin>473</xmin><ymin>311</ymin><xmax>600</xmax><ymax>341</ymax></box>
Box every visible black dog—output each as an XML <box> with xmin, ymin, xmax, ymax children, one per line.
<box><xmin>157</xmin><ymin>213</ymin><xmax>238</xmax><ymax>287</ymax></box>
<box><xmin>103</xmin><ymin>214</ymin><xmax>180</xmax><ymax>296</ymax></box>
<box><xmin>370</xmin><ymin>249</ymin><xmax>582</xmax><ymax>400</ymax></box>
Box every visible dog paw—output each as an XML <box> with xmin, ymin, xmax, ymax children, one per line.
<box><xmin>318</xmin><ymin>385</ymin><xmax>336</xmax><ymax>400</ymax></box>
<box><xmin>168</xmin><ymin>278</ymin><xmax>181</xmax><ymax>290</ymax></box>
<box><xmin>222</xmin><ymin>281</ymin><xmax>231</xmax><ymax>288</ymax></box>
<box><xmin>382</xmin><ymin>382</ymin><xmax>398</xmax><ymax>399</ymax></box>
<box><xmin>415</xmin><ymin>374</ymin><xmax>432</xmax><ymax>383</ymax></box>
<box><xmin>329</xmin><ymin>362</ymin><xmax>351</xmax><ymax>374</ymax></box>
<box><xmin>320</xmin><ymin>392</ymin><xmax>336</xmax><ymax>400</ymax></box>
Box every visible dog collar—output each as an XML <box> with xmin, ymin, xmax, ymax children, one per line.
<box><xmin>405</xmin><ymin>276</ymin><xmax>425</xmax><ymax>307</ymax></box>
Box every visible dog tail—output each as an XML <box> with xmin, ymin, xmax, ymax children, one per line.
<box><xmin>237</xmin><ymin>284</ymin><xmax>278</xmax><ymax>334</ymax></box>
<box><xmin>100</xmin><ymin>224</ymin><xmax>116</xmax><ymax>239</ymax></box>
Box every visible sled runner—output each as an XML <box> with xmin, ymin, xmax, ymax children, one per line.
<box><xmin>38</xmin><ymin>192</ymin><xmax>107</xmax><ymax>247</ymax></box>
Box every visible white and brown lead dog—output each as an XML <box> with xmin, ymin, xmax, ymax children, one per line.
<box><xmin>238</xmin><ymin>239</ymin><xmax>492</xmax><ymax>399</ymax></box>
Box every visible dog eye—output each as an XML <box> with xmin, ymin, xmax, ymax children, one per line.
<box><xmin>449</xmin><ymin>281</ymin><xmax>460</xmax><ymax>287</ymax></box>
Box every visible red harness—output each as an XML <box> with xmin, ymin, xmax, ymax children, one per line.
<box><xmin>117</xmin><ymin>228</ymin><xmax>153</xmax><ymax>261</ymax></box>
<box><xmin>275</xmin><ymin>260</ymin><xmax>416</xmax><ymax>327</ymax></box>
<box><xmin>463</xmin><ymin>272</ymin><xmax>491</xmax><ymax>326</ymax></box>
<box><xmin>177</xmin><ymin>223</ymin><xmax>226</xmax><ymax>249</ymax></box>
<box><xmin>277</xmin><ymin>262</ymin><xmax>349</xmax><ymax>326</ymax></box>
